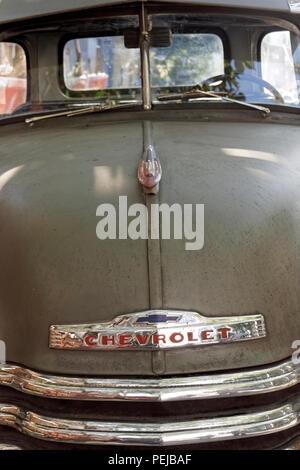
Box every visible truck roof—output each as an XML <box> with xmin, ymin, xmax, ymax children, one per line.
<box><xmin>0</xmin><ymin>0</ymin><xmax>298</xmax><ymax>25</ymax></box>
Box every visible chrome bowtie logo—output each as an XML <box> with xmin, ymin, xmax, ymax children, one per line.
<box><xmin>135</xmin><ymin>314</ymin><xmax>180</xmax><ymax>324</ymax></box>
<box><xmin>49</xmin><ymin>310</ymin><xmax>266</xmax><ymax>351</ymax></box>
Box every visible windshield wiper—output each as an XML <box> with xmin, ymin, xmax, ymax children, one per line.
<box><xmin>157</xmin><ymin>90</ymin><xmax>270</xmax><ymax>117</ymax></box>
<box><xmin>25</xmin><ymin>102</ymin><xmax>141</xmax><ymax>125</ymax></box>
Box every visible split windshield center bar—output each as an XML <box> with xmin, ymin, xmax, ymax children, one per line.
<box><xmin>139</xmin><ymin>1</ymin><xmax>152</xmax><ymax>110</ymax></box>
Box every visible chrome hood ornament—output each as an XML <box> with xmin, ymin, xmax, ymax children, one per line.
<box><xmin>49</xmin><ymin>310</ymin><xmax>266</xmax><ymax>350</ymax></box>
<box><xmin>138</xmin><ymin>145</ymin><xmax>162</xmax><ymax>189</ymax></box>
<box><xmin>138</xmin><ymin>120</ymin><xmax>162</xmax><ymax>192</ymax></box>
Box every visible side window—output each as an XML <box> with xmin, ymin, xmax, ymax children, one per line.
<box><xmin>0</xmin><ymin>43</ymin><xmax>27</xmax><ymax>114</ymax></box>
<box><xmin>261</xmin><ymin>31</ymin><xmax>298</xmax><ymax>104</ymax></box>
<box><xmin>150</xmin><ymin>33</ymin><xmax>224</xmax><ymax>88</ymax></box>
<box><xmin>63</xmin><ymin>37</ymin><xmax>140</xmax><ymax>92</ymax></box>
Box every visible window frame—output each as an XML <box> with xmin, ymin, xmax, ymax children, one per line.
<box><xmin>0</xmin><ymin>38</ymin><xmax>30</xmax><ymax>113</ymax></box>
<box><xmin>59</xmin><ymin>30</ymin><xmax>142</xmax><ymax>99</ymax></box>
<box><xmin>58</xmin><ymin>25</ymin><xmax>230</xmax><ymax>99</ymax></box>
<box><xmin>149</xmin><ymin>28</ymin><xmax>228</xmax><ymax>91</ymax></box>
<box><xmin>258</xmin><ymin>28</ymin><xmax>300</xmax><ymax>105</ymax></box>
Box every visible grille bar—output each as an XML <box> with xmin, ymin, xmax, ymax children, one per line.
<box><xmin>0</xmin><ymin>358</ymin><xmax>299</xmax><ymax>402</ymax></box>
<box><xmin>0</xmin><ymin>400</ymin><xmax>299</xmax><ymax>445</ymax></box>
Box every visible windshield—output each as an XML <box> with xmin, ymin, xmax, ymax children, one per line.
<box><xmin>1</xmin><ymin>10</ymin><xmax>300</xmax><ymax>120</ymax></box>
<box><xmin>148</xmin><ymin>13</ymin><xmax>300</xmax><ymax>107</ymax></box>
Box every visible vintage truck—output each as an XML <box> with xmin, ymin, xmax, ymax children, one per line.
<box><xmin>0</xmin><ymin>0</ymin><xmax>300</xmax><ymax>450</ymax></box>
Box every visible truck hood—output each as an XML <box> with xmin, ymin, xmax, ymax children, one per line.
<box><xmin>0</xmin><ymin>115</ymin><xmax>299</xmax><ymax>375</ymax></box>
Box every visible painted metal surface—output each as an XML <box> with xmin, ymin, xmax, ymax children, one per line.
<box><xmin>0</xmin><ymin>1</ymin><xmax>292</xmax><ymax>25</ymax></box>
<box><xmin>0</xmin><ymin>116</ymin><xmax>299</xmax><ymax>375</ymax></box>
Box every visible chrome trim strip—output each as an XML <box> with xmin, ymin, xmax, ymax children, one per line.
<box><xmin>0</xmin><ymin>400</ymin><xmax>299</xmax><ymax>445</ymax></box>
<box><xmin>0</xmin><ymin>358</ymin><xmax>299</xmax><ymax>402</ymax></box>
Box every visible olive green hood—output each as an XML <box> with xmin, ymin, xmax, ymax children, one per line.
<box><xmin>0</xmin><ymin>114</ymin><xmax>299</xmax><ymax>375</ymax></box>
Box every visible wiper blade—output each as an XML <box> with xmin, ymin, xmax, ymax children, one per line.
<box><xmin>25</xmin><ymin>102</ymin><xmax>141</xmax><ymax>124</ymax></box>
<box><xmin>157</xmin><ymin>90</ymin><xmax>270</xmax><ymax>117</ymax></box>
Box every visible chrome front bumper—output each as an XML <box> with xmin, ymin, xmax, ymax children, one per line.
<box><xmin>0</xmin><ymin>358</ymin><xmax>299</xmax><ymax>447</ymax></box>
